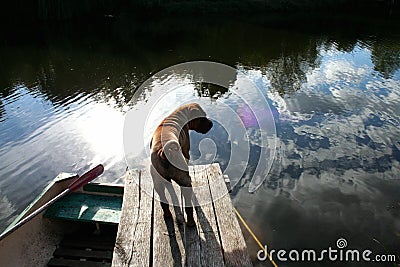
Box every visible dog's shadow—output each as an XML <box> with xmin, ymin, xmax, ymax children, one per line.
<box><xmin>163</xmin><ymin>185</ymin><xmax>222</xmax><ymax>267</ymax></box>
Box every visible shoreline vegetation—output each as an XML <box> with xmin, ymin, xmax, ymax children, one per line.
<box><xmin>1</xmin><ymin>0</ymin><xmax>399</xmax><ymax>22</ymax></box>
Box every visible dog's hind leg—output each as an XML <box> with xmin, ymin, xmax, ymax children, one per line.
<box><xmin>174</xmin><ymin>170</ymin><xmax>195</xmax><ymax>227</ymax></box>
<box><xmin>150</xmin><ymin>164</ymin><xmax>172</xmax><ymax>218</ymax></box>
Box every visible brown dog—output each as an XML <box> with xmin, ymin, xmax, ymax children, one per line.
<box><xmin>150</xmin><ymin>103</ymin><xmax>213</xmax><ymax>226</ymax></box>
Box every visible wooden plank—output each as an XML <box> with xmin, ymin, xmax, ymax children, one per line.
<box><xmin>113</xmin><ymin>164</ymin><xmax>251</xmax><ymax>267</ymax></box>
<box><xmin>112</xmin><ymin>171</ymin><xmax>140</xmax><ymax>266</ymax></box>
<box><xmin>195</xmin><ymin>165</ymin><xmax>224</xmax><ymax>266</ymax></box>
<box><xmin>83</xmin><ymin>183</ymin><xmax>124</xmax><ymax>195</ymax></box>
<box><xmin>192</xmin><ymin>165</ymin><xmax>225</xmax><ymax>267</ymax></box>
<box><xmin>48</xmin><ymin>258</ymin><xmax>111</xmax><ymax>267</ymax></box>
<box><xmin>44</xmin><ymin>193</ymin><xmax>122</xmax><ymax>224</ymax></box>
<box><xmin>112</xmin><ymin>169</ymin><xmax>153</xmax><ymax>267</ymax></box>
<box><xmin>207</xmin><ymin>164</ymin><xmax>253</xmax><ymax>267</ymax></box>
<box><xmin>53</xmin><ymin>248</ymin><xmax>113</xmax><ymax>261</ymax></box>
<box><xmin>153</xmin><ymin>180</ymin><xmax>185</xmax><ymax>267</ymax></box>
<box><xmin>130</xmin><ymin>168</ymin><xmax>153</xmax><ymax>267</ymax></box>
<box><xmin>183</xmin><ymin>166</ymin><xmax>201</xmax><ymax>267</ymax></box>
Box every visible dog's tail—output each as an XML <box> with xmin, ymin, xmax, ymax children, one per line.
<box><xmin>163</xmin><ymin>140</ymin><xmax>189</xmax><ymax>172</ymax></box>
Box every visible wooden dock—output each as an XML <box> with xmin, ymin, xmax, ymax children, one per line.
<box><xmin>112</xmin><ymin>163</ymin><xmax>253</xmax><ymax>267</ymax></box>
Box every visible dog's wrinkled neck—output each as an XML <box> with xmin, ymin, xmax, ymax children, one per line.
<box><xmin>162</xmin><ymin>108</ymin><xmax>191</xmax><ymax>130</ymax></box>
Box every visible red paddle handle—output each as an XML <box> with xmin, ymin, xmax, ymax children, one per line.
<box><xmin>69</xmin><ymin>164</ymin><xmax>104</xmax><ymax>191</ymax></box>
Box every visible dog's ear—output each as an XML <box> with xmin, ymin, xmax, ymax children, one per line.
<box><xmin>189</xmin><ymin>117</ymin><xmax>213</xmax><ymax>134</ymax></box>
<box><xmin>187</xmin><ymin>103</ymin><xmax>213</xmax><ymax>133</ymax></box>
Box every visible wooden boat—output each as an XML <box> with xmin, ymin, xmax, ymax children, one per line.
<box><xmin>0</xmin><ymin>172</ymin><xmax>123</xmax><ymax>267</ymax></box>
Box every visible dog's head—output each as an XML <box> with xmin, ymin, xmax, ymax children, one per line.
<box><xmin>187</xmin><ymin>103</ymin><xmax>213</xmax><ymax>134</ymax></box>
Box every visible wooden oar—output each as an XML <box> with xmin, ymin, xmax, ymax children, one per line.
<box><xmin>0</xmin><ymin>164</ymin><xmax>104</xmax><ymax>241</ymax></box>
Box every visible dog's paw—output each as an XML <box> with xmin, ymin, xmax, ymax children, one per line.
<box><xmin>186</xmin><ymin>217</ymin><xmax>196</xmax><ymax>227</ymax></box>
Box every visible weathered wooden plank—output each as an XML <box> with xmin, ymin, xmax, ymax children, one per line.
<box><xmin>191</xmin><ymin>165</ymin><xmax>225</xmax><ymax>267</ymax></box>
<box><xmin>131</xmin><ymin>168</ymin><xmax>153</xmax><ymax>267</ymax></box>
<box><xmin>83</xmin><ymin>183</ymin><xmax>124</xmax><ymax>195</ymax></box>
<box><xmin>113</xmin><ymin>164</ymin><xmax>251</xmax><ymax>267</ymax></box>
<box><xmin>207</xmin><ymin>164</ymin><xmax>253</xmax><ymax>267</ymax></box>
<box><xmin>112</xmin><ymin>169</ymin><xmax>153</xmax><ymax>267</ymax></box>
<box><xmin>112</xmin><ymin>171</ymin><xmax>140</xmax><ymax>267</ymax></box>
<box><xmin>153</xmin><ymin>180</ymin><xmax>185</xmax><ymax>267</ymax></box>
<box><xmin>44</xmin><ymin>193</ymin><xmax>122</xmax><ymax>224</ymax></box>
<box><xmin>183</xmin><ymin>166</ymin><xmax>201</xmax><ymax>267</ymax></box>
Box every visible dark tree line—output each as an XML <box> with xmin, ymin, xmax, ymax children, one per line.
<box><xmin>1</xmin><ymin>0</ymin><xmax>399</xmax><ymax>22</ymax></box>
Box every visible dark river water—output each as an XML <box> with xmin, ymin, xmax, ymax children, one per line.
<box><xmin>1</xmin><ymin>16</ymin><xmax>400</xmax><ymax>266</ymax></box>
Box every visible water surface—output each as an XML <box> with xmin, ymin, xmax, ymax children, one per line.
<box><xmin>1</xmin><ymin>16</ymin><xmax>399</xmax><ymax>266</ymax></box>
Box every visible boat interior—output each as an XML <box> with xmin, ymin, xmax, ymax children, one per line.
<box><xmin>46</xmin><ymin>222</ymin><xmax>118</xmax><ymax>267</ymax></box>
<box><xmin>44</xmin><ymin>182</ymin><xmax>123</xmax><ymax>266</ymax></box>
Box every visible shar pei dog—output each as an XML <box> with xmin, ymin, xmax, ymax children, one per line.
<box><xmin>150</xmin><ymin>103</ymin><xmax>213</xmax><ymax>226</ymax></box>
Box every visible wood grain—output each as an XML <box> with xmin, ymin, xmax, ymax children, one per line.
<box><xmin>153</xmin><ymin>180</ymin><xmax>185</xmax><ymax>267</ymax></box>
<box><xmin>193</xmin><ymin>165</ymin><xmax>225</xmax><ymax>267</ymax></box>
<box><xmin>112</xmin><ymin>164</ymin><xmax>253</xmax><ymax>267</ymax></box>
<box><xmin>207</xmin><ymin>164</ymin><xmax>253</xmax><ymax>267</ymax></box>
<box><xmin>112</xmin><ymin>170</ymin><xmax>140</xmax><ymax>267</ymax></box>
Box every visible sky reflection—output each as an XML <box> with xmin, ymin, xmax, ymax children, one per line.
<box><xmin>0</xmin><ymin>18</ymin><xmax>399</xmax><ymax>264</ymax></box>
